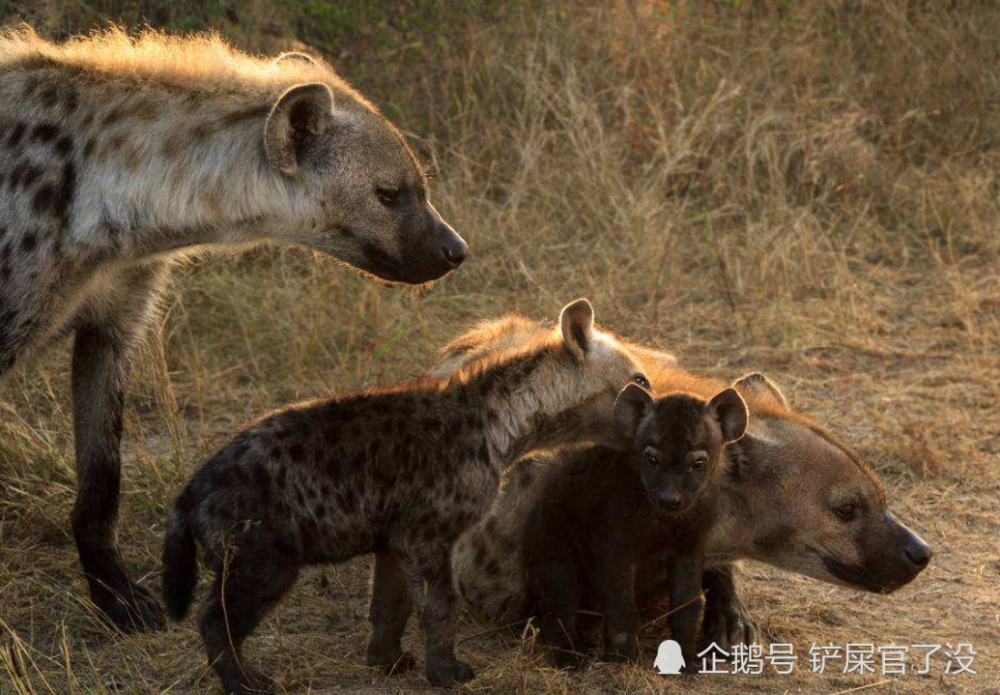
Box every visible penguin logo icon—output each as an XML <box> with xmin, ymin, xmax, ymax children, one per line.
<box><xmin>653</xmin><ymin>640</ymin><xmax>685</xmax><ymax>674</ymax></box>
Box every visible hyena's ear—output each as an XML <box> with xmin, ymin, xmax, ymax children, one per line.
<box><xmin>709</xmin><ymin>388</ymin><xmax>749</xmax><ymax>443</ymax></box>
<box><xmin>733</xmin><ymin>372</ymin><xmax>788</xmax><ymax>409</ymax></box>
<box><xmin>265</xmin><ymin>82</ymin><xmax>338</xmax><ymax>176</ymax></box>
<box><xmin>274</xmin><ymin>51</ymin><xmax>317</xmax><ymax>66</ymax></box>
<box><xmin>559</xmin><ymin>298</ymin><xmax>595</xmax><ymax>362</ymax></box>
<box><xmin>614</xmin><ymin>384</ymin><xmax>653</xmax><ymax>439</ymax></box>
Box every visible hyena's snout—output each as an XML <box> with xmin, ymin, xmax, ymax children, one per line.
<box><xmin>416</xmin><ymin>204</ymin><xmax>467</xmax><ymax>279</ymax></box>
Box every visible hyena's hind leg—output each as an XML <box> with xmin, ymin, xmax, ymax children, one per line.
<box><xmin>71</xmin><ymin>262</ymin><xmax>169</xmax><ymax>631</ymax></box>
<box><xmin>200</xmin><ymin>546</ymin><xmax>299</xmax><ymax>695</ymax></box>
<box><xmin>366</xmin><ymin>549</ymin><xmax>418</xmax><ymax>674</ymax></box>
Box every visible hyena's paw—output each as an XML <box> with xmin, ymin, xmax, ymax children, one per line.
<box><xmin>95</xmin><ymin>581</ymin><xmax>166</xmax><ymax>633</ymax></box>
<box><xmin>425</xmin><ymin>656</ymin><xmax>476</xmax><ymax>687</ymax></box>
<box><xmin>699</xmin><ymin>601</ymin><xmax>759</xmax><ymax>653</ymax></box>
<box><xmin>223</xmin><ymin>668</ymin><xmax>275</xmax><ymax>695</ymax></box>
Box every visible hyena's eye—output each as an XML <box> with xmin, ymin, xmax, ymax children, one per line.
<box><xmin>376</xmin><ymin>186</ymin><xmax>400</xmax><ymax>206</ymax></box>
<box><xmin>643</xmin><ymin>448</ymin><xmax>659</xmax><ymax>466</ymax></box>
<box><xmin>833</xmin><ymin>501</ymin><xmax>861</xmax><ymax>523</ymax></box>
<box><xmin>633</xmin><ymin>373</ymin><xmax>650</xmax><ymax>389</ymax></box>
<box><xmin>690</xmin><ymin>456</ymin><xmax>708</xmax><ymax>471</ymax></box>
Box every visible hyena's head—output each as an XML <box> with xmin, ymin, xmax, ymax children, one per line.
<box><xmin>729</xmin><ymin>373</ymin><xmax>933</xmax><ymax>593</ymax></box>
<box><xmin>614</xmin><ymin>385</ymin><xmax>747</xmax><ymax>515</ymax></box>
<box><xmin>429</xmin><ymin>310</ymin><xmax>675</xmax><ymax>448</ymax></box>
<box><xmin>263</xmin><ymin>60</ymin><xmax>467</xmax><ymax>284</ymax></box>
<box><xmin>429</xmin><ymin>314</ymin><xmax>678</xmax><ymax>380</ymax></box>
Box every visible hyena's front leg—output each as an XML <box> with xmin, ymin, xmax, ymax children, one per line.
<box><xmin>367</xmin><ymin>549</ymin><xmax>418</xmax><ymax>674</ymax></box>
<box><xmin>699</xmin><ymin>563</ymin><xmax>759</xmax><ymax>652</ymax></box>
<box><xmin>71</xmin><ymin>264</ymin><xmax>168</xmax><ymax>632</ymax></box>
<box><xmin>406</xmin><ymin>548</ymin><xmax>475</xmax><ymax>687</ymax></box>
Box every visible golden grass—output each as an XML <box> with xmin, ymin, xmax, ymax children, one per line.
<box><xmin>1</xmin><ymin>1</ymin><xmax>998</xmax><ymax>693</ymax></box>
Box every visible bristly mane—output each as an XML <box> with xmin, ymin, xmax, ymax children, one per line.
<box><xmin>0</xmin><ymin>25</ymin><xmax>369</xmax><ymax>105</ymax></box>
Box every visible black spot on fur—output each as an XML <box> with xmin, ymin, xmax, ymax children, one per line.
<box><xmin>275</xmin><ymin>467</ymin><xmax>287</xmax><ymax>489</ymax></box>
<box><xmin>7</xmin><ymin>123</ymin><xmax>25</xmax><ymax>149</ymax></box>
<box><xmin>40</xmin><ymin>87</ymin><xmax>58</xmax><ymax>109</ymax></box>
<box><xmin>289</xmin><ymin>444</ymin><xmax>305</xmax><ymax>462</ymax></box>
<box><xmin>54</xmin><ymin>136</ymin><xmax>74</xmax><ymax>159</ymax></box>
<box><xmin>31</xmin><ymin>123</ymin><xmax>59</xmax><ymax>144</ymax></box>
<box><xmin>20</xmin><ymin>233</ymin><xmax>36</xmax><ymax>253</ymax></box>
<box><xmin>82</xmin><ymin>138</ymin><xmax>95</xmax><ymax>159</ymax></box>
<box><xmin>63</xmin><ymin>88</ymin><xmax>79</xmax><ymax>115</ymax></box>
<box><xmin>269</xmin><ymin>447</ymin><xmax>282</xmax><ymax>460</ymax></box>
<box><xmin>31</xmin><ymin>184</ymin><xmax>56</xmax><ymax>216</ymax></box>
<box><xmin>53</xmin><ymin>162</ymin><xmax>76</xmax><ymax>228</ymax></box>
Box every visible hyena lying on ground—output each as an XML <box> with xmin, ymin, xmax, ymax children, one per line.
<box><xmin>524</xmin><ymin>384</ymin><xmax>749</xmax><ymax>669</ymax></box>
<box><xmin>0</xmin><ymin>28</ymin><xmax>466</xmax><ymax>631</ymax></box>
<box><xmin>443</xmin><ymin>319</ymin><xmax>933</xmax><ymax>650</ymax></box>
<box><xmin>162</xmin><ymin>299</ymin><xmax>646</xmax><ymax>693</ymax></box>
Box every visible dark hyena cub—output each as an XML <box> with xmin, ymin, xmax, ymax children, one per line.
<box><xmin>162</xmin><ymin>299</ymin><xmax>645</xmax><ymax>694</ymax></box>
<box><xmin>523</xmin><ymin>384</ymin><xmax>747</xmax><ymax>669</ymax></box>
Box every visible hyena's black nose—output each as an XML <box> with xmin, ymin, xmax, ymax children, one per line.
<box><xmin>441</xmin><ymin>231</ymin><xmax>467</xmax><ymax>267</ymax></box>
<box><xmin>904</xmin><ymin>538</ymin><xmax>932</xmax><ymax>568</ymax></box>
<box><xmin>656</xmin><ymin>493</ymin><xmax>682</xmax><ymax>512</ymax></box>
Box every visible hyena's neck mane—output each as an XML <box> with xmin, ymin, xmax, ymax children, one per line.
<box><xmin>0</xmin><ymin>27</ymin><xmax>363</xmax><ymax>260</ymax></box>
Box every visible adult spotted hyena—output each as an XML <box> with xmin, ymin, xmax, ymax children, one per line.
<box><xmin>439</xmin><ymin>319</ymin><xmax>932</xmax><ymax>649</ymax></box>
<box><xmin>0</xmin><ymin>28</ymin><xmax>466</xmax><ymax>631</ymax></box>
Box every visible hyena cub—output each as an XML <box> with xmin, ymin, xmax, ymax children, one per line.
<box><xmin>523</xmin><ymin>384</ymin><xmax>748</xmax><ymax>669</ymax></box>
<box><xmin>162</xmin><ymin>299</ymin><xmax>645</xmax><ymax>694</ymax></box>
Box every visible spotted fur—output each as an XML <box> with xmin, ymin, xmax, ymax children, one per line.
<box><xmin>0</xmin><ymin>27</ymin><xmax>466</xmax><ymax>632</ymax></box>
<box><xmin>162</xmin><ymin>299</ymin><xmax>644</xmax><ymax>694</ymax></box>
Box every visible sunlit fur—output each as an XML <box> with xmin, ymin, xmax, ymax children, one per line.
<box><xmin>437</xmin><ymin>316</ymin><xmax>920</xmax><ymax>627</ymax></box>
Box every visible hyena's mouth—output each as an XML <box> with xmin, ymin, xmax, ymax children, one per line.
<box><xmin>809</xmin><ymin>546</ymin><xmax>915</xmax><ymax>594</ymax></box>
<box><xmin>359</xmin><ymin>241</ymin><xmax>408</xmax><ymax>280</ymax></box>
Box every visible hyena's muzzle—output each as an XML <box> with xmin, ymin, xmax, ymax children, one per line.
<box><xmin>367</xmin><ymin>202</ymin><xmax>467</xmax><ymax>284</ymax></box>
<box><xmin>817</xmin><ymin>511</ymin><xmax>932</xmax><ymax>593</ymax></box>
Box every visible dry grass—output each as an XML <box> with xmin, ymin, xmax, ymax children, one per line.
<box><xmin>1</xmin><ymin>1</ymin><xmax>999</xmax><ymax>693</ymax></box>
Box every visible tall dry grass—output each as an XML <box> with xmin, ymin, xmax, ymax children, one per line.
<box><xmin>1</xmin><ymin>1</ymin><xmax>998</xmax><ymax>693</ymax></box>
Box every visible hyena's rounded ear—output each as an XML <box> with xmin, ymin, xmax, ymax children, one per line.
<box><xmin>709</xmin><ymin>388</ymin><xmax>749</xmax><ymax>443</ymax></box>
<box><xmin>733</xmin><ymin>372</ymin><xmax>788</xmax><ymax>409</ymax></box>
<box><xmin>265</xmin><ymin>82</ymin><xmax>336</xmax><ymax>176</ymax></box>
<box><xmin>559</xmin><ymin>298</ymin><xmax>595</xmax><ymax>362</ymax></box>
<box><xmin>614</xmin><ymin>384</ymin><xmax>653</xmax><ymax>439</ymax></box>
<box><xmin>274</xmin><ymin>51</ymin><xmax>317</xmax><ymax>66</ymax></box>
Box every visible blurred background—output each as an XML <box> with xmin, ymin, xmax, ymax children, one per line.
<box><xmin>1</xmin><ymin>2</ymin><xmax>997</xmax><ymax>693</ymax></box>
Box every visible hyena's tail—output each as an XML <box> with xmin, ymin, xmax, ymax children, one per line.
<box><xmin>162</xmin><ymin>505</ymin><xmax>198</xmax><ymax>620</ymax></box>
